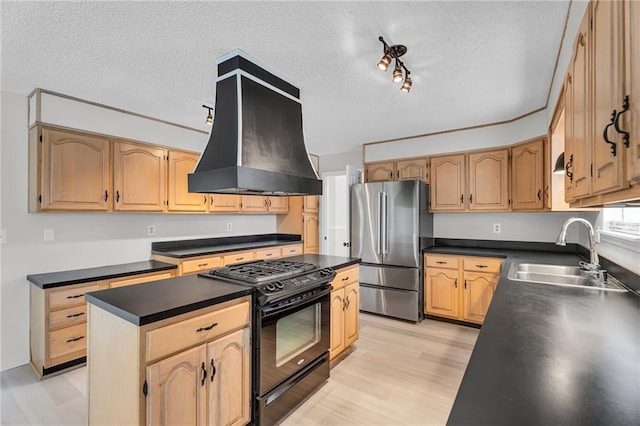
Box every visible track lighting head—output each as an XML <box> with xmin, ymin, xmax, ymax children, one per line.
<box><xmin>378</xmin><ymin>36</ymin><xmax>413</xmax><ymax>92</ymax></box>
<box><xmin>202</xmin><ymin>105</ymin><xmax>213</xmax><ymax>125</ymax></box>
<box><xmin>401</xmin><ymin>75</ymin><xmax>412</xmax><ymax>93</ymax></box>
<box><xmin>377</xmin><ymin>53</ymin><xmax>392</xmax><ymax>71</ymax></box>
<box><xmin>392</xmin><ymin>61</ymin><xmax>403</xmax><ymax>83</ymax></box>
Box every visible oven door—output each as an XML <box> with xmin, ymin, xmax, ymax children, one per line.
<box><xmin>258</xmin><ymin>286</ymin><xmax>331</xmax><ymax>396</ymax></box>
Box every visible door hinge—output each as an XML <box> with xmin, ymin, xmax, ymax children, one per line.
<box><xmin>142</xmin><ymin>380</ymin><xmax>148</xmax><ymax>397</ymax></box>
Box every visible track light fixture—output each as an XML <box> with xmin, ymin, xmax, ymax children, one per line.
<box><xmin>377</xmin><ymin>36</ymin><xmax>412</xmax><ymax>92</ymax></box>
<box><xmin>202</xmin><ymin>104</ymin><xmax>213</xmax><ymax>125</ymax></box>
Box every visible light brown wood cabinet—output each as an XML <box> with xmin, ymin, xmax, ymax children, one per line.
<box><xmin>364</xmin><ymin>157</ymin><xmax>429</xmax><ymax>183</ymax></box>
<box><xmin>88</xmin><ymin>296</ymin><xmax>251</xmax><ymax>426</ymax></box>
<box><xmin>511</xmin><ymin>138</ymin><xmax>545</xmax><ymax>211</ymax></box>
<box><xmin>565</xmin><ymin>0</ymin><xmax>640</xmax><ymax>206</ymax></box>
<box><xmin>303</xmin><ymin>195</ymin><xmax>319</xmax><ymax>213</ymax></box>
<box><xmin>29</xmin><ymin>127</ymin><xmax>111</xmax><ymax>212</ymax></box>
<box><xmin>276</xmin><ymin>197</ymin><xmax>320</xmax><ymax>254</ymax></box>
<box><xmin>167</xmin><ymin>150</ymin><xmax>207</xmax><ymax>212</ymax></box>
<box><xmin>267</xmin><ymin>196</ymin><xmax>289</xmax><ymax>213</ymax></box>
<box><xmin>424</xmin><ymin>254</ymin><xmax>501</xmax><ymax>325</ymax></box>
<box><xmin>329</xmin><ymin>264</ymin><xmax>359</xmax><ymax>361</ymax></box>
<box><xmin>430</xmin><ymin>149</ymin><xmax>509</xmax><ymax>212</ymax></box>
<box><xmin>240</xmin><ymin>196</ymin><xmax>288</xmax><ymax>213</ymax></box>
<box><xmin>29</xmin><ymin>269</ymin><xmax>174</xmax><ymax>378</ymax></box>
<box><xmin>302</xmin><ymin>213</ymin><xmax>319</xmax><ymax>254</ymax></box>
<box><xmin>209</xmin><ymin>194</ymin><xmax>242</xmax><ymax>213</ymax></box>
<box><xmin>113</xmin><ymin>141</ymin><xmax>167</xmax><ymax>212</ymax></box>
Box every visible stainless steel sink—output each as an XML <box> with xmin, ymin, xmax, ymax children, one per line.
<box><xmin>507</xmin><ymin>263</ymin><xmax>628</xmax><ymax>292</ymax></box>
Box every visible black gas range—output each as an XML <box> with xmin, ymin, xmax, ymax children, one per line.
<box><xmin>200</xmin><ymin>259</ymin><xmax>335</xmax><ymax>425</ymax></box>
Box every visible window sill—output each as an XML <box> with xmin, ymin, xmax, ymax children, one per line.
<box><xmin>597</xmin><ymin>230</ymin><xmax>640</xmax><ymax>253</ymax></box>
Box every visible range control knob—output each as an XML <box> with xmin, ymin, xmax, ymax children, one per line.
<box><xmin>265</xmin><ymin>283</ymin><xmax>276</xmax><ymax>292</ymax></box>
<box><xmin>275</xmin><ymin>281</ymin><xmax>285</xmax><ymax>289</ymax></box>
<box><xmin>319</xmin><ymin>268</ymin><xmax>333</xmax><ymax>277</ymax></box>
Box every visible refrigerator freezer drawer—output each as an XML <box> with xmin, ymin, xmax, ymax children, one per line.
<box><xmin>359</xmin><ymin>285</ymin><xmax>420</xmax><ymax>322</ymax></box>
<box><xmin>360</xmin><ymin>264</ymin><xmax>420</xmax><ymax>291</ymax></box>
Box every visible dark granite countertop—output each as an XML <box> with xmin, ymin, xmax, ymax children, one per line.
<box><xmin>441</xmin><ymin>244</ymin><xmax>640</xmax><ymax>425</ymax></box>
<box><xmin>85</xmin><ymin>275</ymin><xmax>253</xmax><ymax>326</ymax></box>
<box><xmin>152</xmin><ymin>233</ymin><xmax>302</xmax><ymax>258</ymax></box>
<box><xmin>26</xmin><ymin>260</ymin><xmax>177</xmax><ymax>289</ymax></box>
<box><xmin>83</xmin><ymin>254</ymin><xmax>359</xmax><ymax>326</ymax></box>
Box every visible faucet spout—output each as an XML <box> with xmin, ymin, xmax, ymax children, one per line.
<box><xmin>555</xmin><ymin>218</ymin><xmax>599</xmax><ymax>268</ymax></box>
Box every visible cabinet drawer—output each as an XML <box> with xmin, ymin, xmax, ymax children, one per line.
<box><xmin>182</xmin><ymin>256</ymin><xmax>223</xmax><ymax>275</ymax></box>
<box><xmin>146</xmin><ymin>301</ymin><xmax>251</xmax><ymax>362</ymax></box>
<box><xmin>223</xmin><ymin>251</ymin><xmax>255</xmax><ymax>265</ymax></box>
<box><xmin>49</xmin><ymin>305</ymin><xmax>87</xmax><ymax>330</ymax></box>
<box><xmin>255</xmin><ymin>248</ymin><xmax>280</xmax><ymax>260</ymax></box>
<box><xmin>425</xmin><ymin>255</ymin><xmax>459</xmax><ymax>269</ymax></box>
<box><xmin>332</xmin><ymin>265</ymin><xmax>359</xmax><ymax>290</ymax></box>
<box><xmin>49</xmin><ymin>283</ymin><xmax>103</xmax><ymax>311</ymax></box>
<box><xmin>109</xmin><ymin>271</ymin><xmax>175</xmax><ymax>288</ymax></box>
<box><xmin>49</xmin><ymin>323</ymin><xmax>86</xmax><ymax>359</ymax></box>
<box><xmin>462</xmin><ymin>257</ymin><xmax>502</xmax><ymax>274</ymax></box>
<box><xmin>280</xmin><ymin>244</ymin><xmax>303</xmax><ymax>257</ymax></box>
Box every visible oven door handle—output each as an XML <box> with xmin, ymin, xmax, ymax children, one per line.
<box><xmin>260</xmin><ymin>285</ymin><xmax>332</xmax><ymax>319</ymax></box>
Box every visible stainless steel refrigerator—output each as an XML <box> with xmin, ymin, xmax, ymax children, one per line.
<box><xmin>351</xmin><ymin>180</ymin><xmax>433</xmax><ymax>322</ymax></box>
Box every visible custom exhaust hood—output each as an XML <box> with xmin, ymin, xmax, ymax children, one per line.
<box><xmin>188</xmin><ymin>50</ymin><xmax>322</xmax><ymax>196</ymax></box>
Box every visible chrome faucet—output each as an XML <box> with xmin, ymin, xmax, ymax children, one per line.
<box><xmin>555</xmin><ymin>218</ymin><xmax>600</xmax><ymax>269</ymax></box>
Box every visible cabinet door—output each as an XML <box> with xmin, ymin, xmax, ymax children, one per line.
<box><xmin>146</xmin><ymin>345</ymin><xmax>207</xmax><ymax>426</ymax></box>
<box><xmin>430</xmin><ymin>155</ymin><xmax>466</xmax><ymax>211</ymax></box>
<box><xmin>511</xmin><ymin>140</ymin><xmax>545</xmax><ymax>210</ymax></box>
<box><xmin>425</xmin><ymin>268</ymin><xmax>459</xmax><ymax>319</ymax></box>
<box><xmin>41</xmin><ymin>128</ymin><xmax>111</xmax><ymax>211</ymax></box>
<box><xmin>461</xmin><ymin>272</ymin><xmax>498</xmax><ymax>324</ymax></box>
<box><xmin>571</xmin><ymin>12</ymin><xmax>593</xmax><ymax>199</ymax></box>
<box><xmin>167</xmin><ymin>151</ymin><xmax>206</xmax><ymax>212</ymax></box>
<box><xmin>113</xmin><ymin>142</ymin><xmax>166</xmax><ymax>212</ymax></box>
<box><xmin>591</xmin><ymin>0</ymin><xmax>627</xmax><ymax>195</ymax></box>
<box><xmin>206</xmin><ymin>328</ymin><xmax>251</xmax><ymax>426</ymax></box>
<box><xmin>468</xmin><ymin>149</ymin><xmax>509</xmax><ymax>211</ymax></box>
<box><xmin>303</xmin><ymin>212</ymin><xmax>319</xmax><ymax>254</ymax></box>
<box><xmin>564</xmin><ymin>73</ymin><xmax>577</xmax><ymax>203</ymax></box>
<box><xmin>343</xmin><ymin>282</ymin><xmax>359</xmax><ymax>348</ymax></box>
<box><xmin>240</xmin><ymin>196</ymin><xmax>267</xmax><ymax>212</ymax></box>
<box><xmin>329</xmin><ymin>290</ymin><xmax>345</xmax><ymax>360</ymax></box>
<box><xmin>209</xmin><ymin>195</ymin><xmax>241</xmax><ymax>212</ymax></box>
<box><xmin>303</xmin><ymin>195</ymin><xmax>319</xmax><ymax>213</ymax></box>
<box><xmin>365</xmin><ymin>162</ymin><xmax>395</xmax><ymax>182</ymax></box>
<box><xmin>396</xmin><ymin>158</ymin><xmax>428</xmax><ymax>182</ymax></box>
<box><xmin>267</xmin><ymin>196</ymin><xmax>289</xmax><ymax>213</ymax></box>
<box><xmin>625</xmin><ymin>0</ymin><xmax>640</xmax><ymax>184</ymax></box>
<box><xmin>109</xmin><ymin>271</ymin><xmax>175</xmax><ymax>288</ymax></box>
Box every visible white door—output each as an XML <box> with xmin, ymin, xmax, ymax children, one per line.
<box><xmin>320</xmin><ymin>167</ymin><xmax>361</xmax><ymax>256</ymax></box>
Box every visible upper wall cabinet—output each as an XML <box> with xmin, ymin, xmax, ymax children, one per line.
<box><xmin>364</xmin><ymin>157</ymin><xmax>429</xmax><ymax>183</ymax></box>
<box><xmin>30</xmin><ymin>127</ymin><xmax>111</xmax><ymax>212</ymax></box>
<box><xmin>430</xmin><ymin>154</ymin><xmax>466</xmax><ymax>211</ymax></box>
<box><xmin>209</xmin><ymin>194</ymin><xmax>241</xmax><ymax>213</ymax></box>
<box><xmin>566</xmin><ymin>0</ymin><xmax>640</xmax><ymax>206</ymax></box>
<box><xmin>113</xmin><ymin>142</ymin><xmax>167</xmax><ymax>212</ymax></box>
<box><xmin>167</xmin><ymin>150</ymin><xmax>207</xmax><ymax>212</ymax></box>
<box><xmin>511</xmin><ymin>139</ymin><xmax>545</xmax><ymax>211</ymax></box>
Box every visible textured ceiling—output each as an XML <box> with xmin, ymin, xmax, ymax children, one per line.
<box><xmin>1</xmin><ymin>1</ymin><xmax>569</xmax><ymax>156</ymax></box>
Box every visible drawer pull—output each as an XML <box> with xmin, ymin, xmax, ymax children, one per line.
<box><xmin>196</xmin><ymin>322</ymin><xmax>218</xmax><ymax>333</ymax></box>
<box><xmin>66</xmin><ymin>312</ymin><xmax>85</xmax><ymax>319</ymax></box>
<box><xmin>201</xmin><ymin>362</ymin><xmax>207</xmax><ymax>386</ymax></box>
<box><xmin>475</xmin><ymin>264</ymin><xmax>488</xmax><ymax>268</ymax></box>
<box><xmin>341</xmin><ymin>276</ymin><xmax>349</xmax><ymax>281</ymax></box>
<box><xmin>436</xmin><ymin>261</ymin><xmax>447</xmax><ymax>265</ymax></box>
<box><xmin>289</xmin><ymin>250</ymin><xmax>296</xmax><ymax>253</ymax></box>
<box><xmin>198</xmin><ymin>263</ymin><xmax>209</xmax><ymax>268</ymax></box>
<box><xmin>265</xmin><ymin>253</ymin><xmax>273</xmax><ymax>256</ymax></box>
<box><xmin>236</xmin><ymin>257</ymin><xmax>244</xmax><ymax>261</ymax></box>
<box><xmin>66</xmin><ymin>294</ymin><xmax>84</xmax><ymax>299</ymax></box>
<box><xmin>210</xmin><ymin>358</ymin><xmax>217</xmax><ymax>382</ymax></box>
<box><xmin>66</xmin><ymin>336</ymin><xmax>85</xmax><ymax>343</ymax></box>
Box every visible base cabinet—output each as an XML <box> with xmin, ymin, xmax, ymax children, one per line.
<box><xmin>424</xmin><ymin>255</ymin><xmax>501</xmax><ymax>325</ymax></box>
<box><xmin>329</xmin><ymin>265</ymin><xmax>359</xmax><ymax>361</ymax></box>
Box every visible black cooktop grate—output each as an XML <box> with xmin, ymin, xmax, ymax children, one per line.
<box><xmin>209</xmin><ymin>260</ymin><xmax>317</xmax><ymax>284</ymax></box>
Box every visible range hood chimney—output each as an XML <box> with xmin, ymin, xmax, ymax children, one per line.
<box><xmin>188</xmin><ymin>50</ymin><xmax>322</xmax><ymax>196</ymax></box>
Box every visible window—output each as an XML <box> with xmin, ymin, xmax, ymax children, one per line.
<box><xmin>602</xmin><ymin>207</ymin><xmax>640</xmax><ymax>236</ymax></box>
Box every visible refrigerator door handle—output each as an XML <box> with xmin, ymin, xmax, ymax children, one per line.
<box><xmin>381</xmin><ymin>192</ymin><xmax>388</xmax><ymax>255</ymax></box>
<box><xmin>376</xmin><ymin>192</ymin><xmax>382</xmax><ymax>255</ymax></box>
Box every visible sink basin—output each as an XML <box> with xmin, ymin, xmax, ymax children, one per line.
<box><xmin>507</xmin><ymin>263</ymin><xmax>628</xmax><ymax>292</ymax></box>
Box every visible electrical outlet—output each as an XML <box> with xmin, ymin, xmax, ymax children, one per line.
<box><xmin>44</xmin><ymin>229</ymin><xmax>55</xmax><ymax>241</ymax></box>
<box><xmin>492</xmin><ymin>223</ymin><xmax>501</xmax><ymax>233</ymax></box>
<box><xmin>226</xmin><ymin>222</ymin><xmax>233</xmax><ymax>232</ymax></box>
<box><xmin>148</xmin><ymin>225</ymin><xmax>156</xmax><ymax>236</ymax></box>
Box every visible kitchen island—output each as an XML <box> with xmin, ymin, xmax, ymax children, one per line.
<box><xmin>424</xmin><ymin>243</ymin><xmax>640</xmax><ymax>425</ymax></box>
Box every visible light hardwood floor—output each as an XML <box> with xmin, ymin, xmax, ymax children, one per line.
<box><xmin>1</xmin><ymin>314</ymin><xmax>478</xmax><ymax>425</ymax></box>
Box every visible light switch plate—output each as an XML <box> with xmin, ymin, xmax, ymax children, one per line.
<box><xmin>44</xmin><ymin>229</ymin><xmax>55</xmax><ymax>241</ymax></box>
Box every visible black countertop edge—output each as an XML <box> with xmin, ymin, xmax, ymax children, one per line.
<box><xmin>152</xmin><ymin>239</ymin><xmax>305</xmax><ymax>258</ymax></box>
<box><xmin>85</xmin><ymin>286</ymin><xmax>253</xmax><ymax>326</ymax></box>
<box><xmin>284</xmin><ymin>254</ymin><xmax>361</xmax><ymax>270</ymax></box>
<box><xmin>151</xmin><ymin>233</ymin><xmax>301</xmax><ymax>253</ymax></box>
<box><xmin>431</xmin><ymin>238</ymin><xmax>580</xmax><ymax>254</ymax></box>
<box><xmin>26</xmin><ymin>261</ymin><xmax>178</xmax><ymax>289</ymax></box>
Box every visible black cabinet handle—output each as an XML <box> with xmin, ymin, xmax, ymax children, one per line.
<box><xmin>201</xmin><ymin>362</ymin><xmax>207</xmax><ymax>386</ymax></box>
<box><xmin>104</xmin><ymin>190</ymin><xmax>108</xmax><ymax>202</ymax></box>
<box><xmin>66</xmin><ymin>294</ymin><xmax>84</xmax><ymax>299</ymax></box>
<box><xmin>565</xmin><ymin>154</ymin><xmax>574</xmax><ymax>183</ymax></box>
<box><xmin>475</xmin><ymin>264</ymin><xmax>488</xmax><ymax>268</ymax></box>
<box><xmin>470</xmin><ymin>194</ymin><xmax>473</xmax><ymax>204</ymax></box>
<box><xmin>196</xmin><ymin>322</ymin><xmax>218</xmax><ymax>333</ymax></box>
<box><xmin>537</xmin><ymin>189</ymin><xmax>541</xmax><ymax>200</ymax></box>
<box><xmin>66</xmin><ymin>336</ymin><xmax>85</xmax><ymax>343</ymax></box>
<box><xmin>460</xmin><ymin>194</ymin><xmax>464</xmax><ymax>204</ymax></box>
<box><xmin>66</xmin><ymin>312</ymin><xmax>85</xmax><ymax>318</ymax></box>
<box><xmin>210</xmin><ymin>359</ymin><xmax>216</xmax><ymax>382</ymax></box>
<box><xmin>396</xmin><ymin>170</ymin><xmax>400</xmax><ymax>179</ymax></box>
<box><xmin>614</xmin><ymin>95</ymin><xmax>630</xmax><ymax>148</ymax></box>
<box><xmin>603</xmin><ymin>110</ymin><xmax>618</xmax><ymax>156</ymax></box>
<box><xmin>116</xmin><ymin>190</ymin><xmax>120</xmax><ymax>202</ymax></box>
<box><xmin>436</xmin><ymin>261</ymin><xmax>447</xmax><ymax>265</ymax></box>
<box><xmin>464</xmin><ymin>279</ymin><xmax>467</xmax><ymax>289</ymax></box>
<box><xmin>454</xmin><ymin>278</ymin><xmax>458</xmax><ymax>288</ymax></box>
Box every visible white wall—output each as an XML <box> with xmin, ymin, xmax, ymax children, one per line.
<box><xmin>318</xmin><ymin>149</ymin><xmax>363</xmax><ymax>174</ymax></box>
<box><xmin>0</xmin><ymin>92</ymin><xmax>277</xmax><ymax>371</ymax></box>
